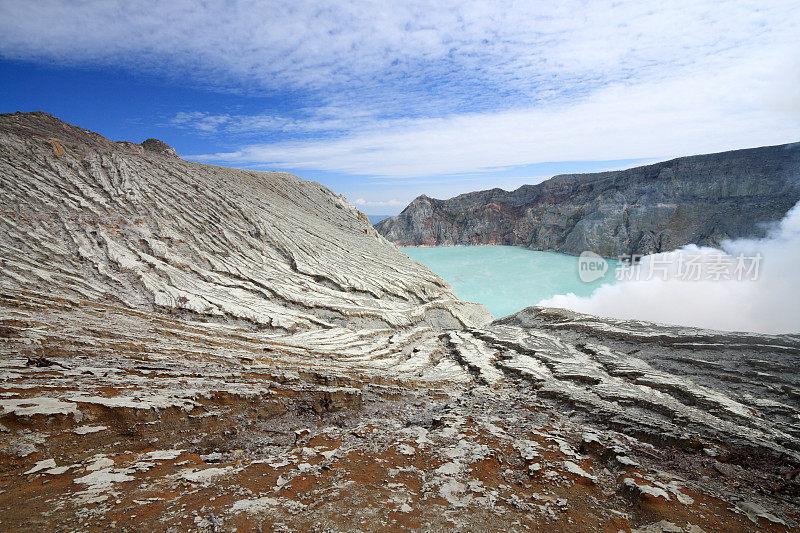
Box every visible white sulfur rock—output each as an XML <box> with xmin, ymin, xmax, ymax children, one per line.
<box><xmin>24</xmin><ymin>459</ymin><xmax>56</xmax><ymax>474</ymax></box>
<box><xmin>397</xmin><ymin>444</ymin><xmax>415</xmax><ymax>455</ymax></box>
<box><xmin>73</xmin><ymin>425</ymin><xmax>107</xmax><ymax>435</ymax></box>
<box><xmin>563</xmin><ymin>461</ymin><xmax>597</xmax><ymax>482</ymax></box>
<box><xmin>74</xmin><ymin>468</ymin><xmax>135</xmax><ymax>489</ymax></box>
<box><xmin>181</xmin><ymin>467</ymin><xmax>234</xmax><ymax>483</ymax></box>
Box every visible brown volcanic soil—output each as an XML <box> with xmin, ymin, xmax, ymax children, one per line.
<box><xmin>0</xmin><ymin>293</ymin><xmax>797</xmax><ymax>532</ymax></box>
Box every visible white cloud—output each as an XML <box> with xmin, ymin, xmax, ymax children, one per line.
<box><xmin>2</xmin><ymin>1</ymin><xmax>797</xmax><ymax>101</ymax></box>
<box><xmin>351</xmin><ymin>198</ymin><xmax>407</xmax><ymax>207</ymax></box>
<box><xmin>2</xmin><ymin>1</ymin><xmax>797</xmax><ymax>178</ymax></box>
<box><xmin>539</xmin><ymin>202</ymin><xmax>800</xmax><ymax>334</ymax></box>
<box><xmin>191</xmin><ymin>52</ymin><xmax>800</xmax><ymax>176</ymax></box>
<box><xmin>171</xmin><ymin>111</ymin><xmax>233</xmax><ymax>133</ymax></box>
<box><xmin>167</xmin><ymin>107</ymin><xmax>395</xmax><ymax>136</ymax></box>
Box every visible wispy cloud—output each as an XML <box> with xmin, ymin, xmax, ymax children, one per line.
<box><xmin>171</xmin><ymin>112</ymin><xmax>234</xmax><ymax>133</ymax></box>
<box><xmin>167</xmin><ymin>107</ymin><xmax>402</xmax><ymax>136</ymax></box>
<box><xmin>191</xmin><ymin>54</ymin><xmax>799</xmax><ymax>176</ymax></box>
<box><xmin>2</xmin><ymin>1</ymin><xmax>798</xmax><ymax>186</ymax></box>
<box><xmin>352</xmin><ymin>198</ymin><xmax>408</xmax><ymax>208</ymax></box>
<box><xmin>2</xmin><ymin>1</ymin><xmax>797</xmax><ymax>112</ymax></box>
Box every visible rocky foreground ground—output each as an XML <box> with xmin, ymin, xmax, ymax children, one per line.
<box><xmin>0</xmin><ymin>112</ymin><xmax>798</xmax><ymax>531</ymax></box>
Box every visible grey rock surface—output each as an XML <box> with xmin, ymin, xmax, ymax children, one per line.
<box><xmin>376</xmin><ymin>143</ymin><xmax>800</xmax><ymax>256</ymax></box>
<box><xmin>1</xmin><ymin>112</ymin><xmax>798</xmax><ymax>530</ymax></box>
<box><xmin>0</xmin><ymin>111</ymin><xmax>491</xmax><ymax>332</ymax></box>
<box><xmin>479</xmin><ymin>306</ymin><xmax>800</xmax><ymax>458</ymax></box>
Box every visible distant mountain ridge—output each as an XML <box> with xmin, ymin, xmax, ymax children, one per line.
<box><xmin>376</xmin><ymin>143</ymin><xmax>800</xmax><ymax>257</ymax></box>
<box><xmin>366</xmin><ymin>214</ymin><xmax>392</xmax><ymax>225</ymax></box>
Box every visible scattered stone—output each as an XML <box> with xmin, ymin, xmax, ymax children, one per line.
<box><xmin>563</xmin><ymin>461</ymin><xmax>596</xmax><ymax>482</ymax></box>
<box><xmin>74</xmin><ymin>468</ymin><xmax>135</xmax><ymax>489</ymax></box>
<box><xmin>737</xmin><ymin>501</ymin><xmax>786</xmax><ymax>526</ymax></box>
<box><xmin>622</xmin><ymin>478</ymin><xmax>671</xmax><ymax>502</ymax></box>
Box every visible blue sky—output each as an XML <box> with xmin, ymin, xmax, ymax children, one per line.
<box><xmin>1</xmin><ymin>1</ymin><xmax>798</xmax><ymax>215</ymax></box>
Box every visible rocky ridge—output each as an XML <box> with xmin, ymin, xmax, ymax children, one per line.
<box><xmin>0</xmin><ymin>111</ymin><xmax>489</xmax><ymax>332</ymax></box>
<box><xmin>375</xmin><ymin>143</ymin><xmax>800</xmax><ymax>257</ymax></box>
<box><xmin>0</xmin><ymin>112</ymin><xmax>798</xmax><ymax>531</ymax></box>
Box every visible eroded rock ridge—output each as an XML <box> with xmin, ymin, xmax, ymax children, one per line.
<box><xmin>376</xmin><ymin>143</ymin><xmax>800</xmax><ymax>256</ymax></box>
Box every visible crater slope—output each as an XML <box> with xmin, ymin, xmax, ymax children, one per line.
<box><xmin>376</xmin><ymin>143</ymin><xmax>800</xmax><ymax>257</ymax></box>
<box><xmin>1</xmin><ymin>112</ymin><xmax>797</xmax><ymax>531</ymax></box>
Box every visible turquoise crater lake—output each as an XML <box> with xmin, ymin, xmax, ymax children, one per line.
<box><xmin>400</xmin><ymin>245</ymin><xmax>617</xmax><ymax>319</ymax></box>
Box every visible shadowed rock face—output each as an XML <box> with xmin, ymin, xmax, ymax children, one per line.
<box><xmin>376</xmin><ymin>144</ymin><xmax>800</xmax><ymax>257</ymax></box>
<box><xmin>140</xmin><ymin>138</ymin><xmax>178</xmax><ymax>157</ymax></box>
<box><xmin>1</xmin><ymin>113</ymin><xmax>798</xmax><ymax>531</ymax></box>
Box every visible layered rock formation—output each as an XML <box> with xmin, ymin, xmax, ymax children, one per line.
<box><xmin>0</xmin><ymin>111</ymin><xmax>489</xmax><ymax>332</ymax></box>
<box><xmin>376</xmin><ymin>143</ymin><xmax>800</xmax><ymax>256</ymax></box>
<box><xmin>1</xmin><ymin>113</ymin><xmax>798</xmax><ymax>531</ymax></box>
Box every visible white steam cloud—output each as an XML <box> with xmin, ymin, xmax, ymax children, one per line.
<box><xmin>539</xmin><ymin>202</ymin><xmax>800</xmax><ymax>334</ymax></box>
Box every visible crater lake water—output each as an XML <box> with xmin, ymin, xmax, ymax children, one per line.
<box><xmin>400</xmin><ymin>245</ymin><xmax>618</xmax><ymax>319</ymax></box>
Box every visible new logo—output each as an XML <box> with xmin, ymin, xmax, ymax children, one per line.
<box><xmin>578</xmin><ymin>251</ymin><xmax>608</xmax><ymax>282</ymax></box>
